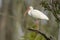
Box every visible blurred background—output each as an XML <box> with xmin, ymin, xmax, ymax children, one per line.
<box><xmin>0</xmin><ymin>0</ymin><xmax>60</xmax><ymax>40</ymax></box>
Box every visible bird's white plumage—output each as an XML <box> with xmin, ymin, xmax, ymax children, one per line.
<box><xmin>29</xmin><ymin>6</ymin><xmax>33</xmax><ymax>10</ymax></box>
<box><xmin>28</xmin><ymin>6</ymin><xmax>49</xmax><ymax>20</ymax></box>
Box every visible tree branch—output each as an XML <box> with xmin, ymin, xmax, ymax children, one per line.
<box><xmin>28</xmin><ymin>28</ymin><xmax>51</xmax><ymax>40</ymax></box>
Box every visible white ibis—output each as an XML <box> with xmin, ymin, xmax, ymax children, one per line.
<box><xmin>24</xmin><ymin>6</ymin><xmax>49</xmax><ymax>30</ymax></box>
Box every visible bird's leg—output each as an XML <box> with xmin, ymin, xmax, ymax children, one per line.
<box><xmin>35</xmin><ymin>19</ymin><xmax>40</xmax><ymax>30</ymax></box>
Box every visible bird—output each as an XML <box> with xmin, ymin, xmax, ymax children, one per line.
<box><xmin>24</xmin><ymin>6</ymin><xmax>49</xmax><ymax>30</ymax></box>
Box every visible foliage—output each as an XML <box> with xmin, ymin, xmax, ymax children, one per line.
<box><xmin>40</xmin><ymin>0</ymin><xmax>60</xmax><ymax>40</ymax></box>
<box><xmin>40</xmin><ymin>0</ymin><xmax>60</xmax><ymax>22</ymax></box>
<box><xmin>25</xmin><ymin>32</ymin><xmax>46</xmax><ymax>40</ymax></box>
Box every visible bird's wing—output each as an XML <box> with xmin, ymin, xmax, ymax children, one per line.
<box><xmin>30</xmin><ymin>9</ymin><xmax>49</xmax><ymax>20</ymax></box>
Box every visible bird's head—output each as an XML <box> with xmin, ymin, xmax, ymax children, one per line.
<box><xmin>29</xmin><ymin>6</ymin><xmax>33</xmax><ymax>10</ymax></box>
<box><xmin>24</xmin><ymin>6</ymin><xmax>33</xmax><ymax>16</ymax></box>
<box><xmin>27</xmin><ymin>6</ymin><xmax>33</xmax><ymax>10</ymax></box>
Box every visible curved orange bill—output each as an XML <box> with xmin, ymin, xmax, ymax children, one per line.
<box><xmin>24</xmin><ymin>7</ymin><xmax>30</xmax><ymax>16</ymax></box>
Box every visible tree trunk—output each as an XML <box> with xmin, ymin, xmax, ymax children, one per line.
<box><xmin>12</xmin><ymin>0</ymin><xmax>24</xmax><ymax>40</ymax></box>
<box><xmin>0</xmin><ymin>0</ymin><xmax>9</xmax><ymax>40</ymax></box>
